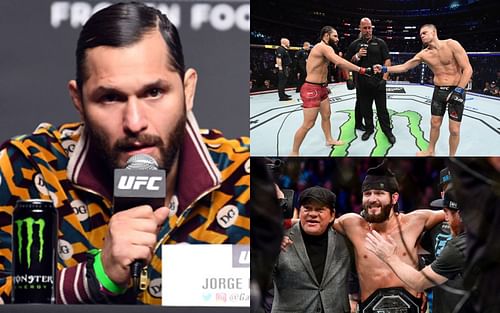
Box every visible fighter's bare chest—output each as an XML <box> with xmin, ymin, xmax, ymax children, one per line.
<box><xmin>352</xmin><ymin>222</ymin><xmax>420</xmax><ymax>250</ymax></box>
<box><xmin>424</xmin><ymin>48</ymin><xmax>454</xmax><ymax>67</ymax></box>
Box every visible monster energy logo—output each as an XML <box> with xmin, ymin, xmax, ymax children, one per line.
<box><xmin>330</xmin><ymin>108</ymin><xmax>429</xmax><ymax>156</ymax></box>
<box><xmin>14</xmin><ymin>274</ymin><xmax>53</xmax><ymax>285</ymax></box>
<box><xmin>15</xmin><ymin>217</ymin><xmax>45</xmax><ymax>268</ymax></box>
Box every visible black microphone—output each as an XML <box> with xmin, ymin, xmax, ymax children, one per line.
<box><xmin>113</xmin><ymin>154</ymin><xmax>166</xmax><ymax>292</ymax></box>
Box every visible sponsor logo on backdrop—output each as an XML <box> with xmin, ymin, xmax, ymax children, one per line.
<box><xmin>50</xmin><ymin>1</ymin><xmax>249</xmax><ymax>31</ymax></box>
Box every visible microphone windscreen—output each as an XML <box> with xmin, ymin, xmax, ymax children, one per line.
<box><xmin>125</xmin><ymin>154</ymin><xmax>159</xmax><ymax>170</ymax></box>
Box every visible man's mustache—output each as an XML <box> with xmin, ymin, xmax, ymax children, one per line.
<box><xmin>114</xmin><ymin>134</ymin><xmax>163</xmax><ymax>151</ymax></box>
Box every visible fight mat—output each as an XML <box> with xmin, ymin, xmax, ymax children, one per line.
<box><xmin>250</xmin><ymin>82</ymin><xmax>500</xmax><ymax>156</ymax></box>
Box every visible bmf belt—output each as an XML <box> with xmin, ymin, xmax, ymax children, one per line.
<box><xmin>360</xmin><ymin>287</ymin><xmax>422</xmax><ymax>313</ymax></box>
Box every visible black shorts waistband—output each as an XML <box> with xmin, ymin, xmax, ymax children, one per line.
<box><xmin>305</xmin><ymin>81</ymin><xmax>329</xmax><ymax>87</ymax></box>
<box><xmin>435</xmin><ymin>86</ymin><xmax>457</xmax><ymax>91</ymax></box>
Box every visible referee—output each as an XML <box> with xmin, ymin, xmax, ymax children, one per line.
<box><xmin>295</xmin><ymin>41</ymin><xmax>310</xmax><ymax>92</ymax></box>
<box><xmin>276</xmin><ymin>38</ymin><xmax>292</xmax><ymax>101</ymax></box>
<box><xmin>346</xmin><ymin>18</ymin><xmax>395</xmax><ymax>144</ymax></box>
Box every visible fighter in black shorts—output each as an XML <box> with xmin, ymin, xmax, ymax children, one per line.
<box><xmin>431</xmin><ymin>86</ymin><xmax>465</xmax><ymax>122</ymax></box>
<box><xmin>373</xmin><ymin>24</ymin><xmax>472</xmax><ymax>156</ymax></box>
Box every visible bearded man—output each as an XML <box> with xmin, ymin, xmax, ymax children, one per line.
<box><xmin>290</xmin><ymin>25</ymin><xmax>374</xmax><ymax>156</ymax></box>
<box><xmin>0</xmin><ymin>2</ymin><xmax>249</xmax><ymax>304</ymax></box>
<box><xmin>283</xmin><ymin>161</ymin><xmax>444</xmax><ymax>312</ymax></box>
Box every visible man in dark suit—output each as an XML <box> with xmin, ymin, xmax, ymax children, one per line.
<box><xmin>346</xmin><ymin>17</ymin><xmax>395</xmax><ymax>144</ymax></box>
<box><xmin>272</xmin><ymin>186</ymin><xmax>351</xmax><ymax>313</ymax></box>
<box><xmin>276</xmin><ymin>38</ymin><xmax>292</xmax><ymax>101</ymax></box>
<box><xmin>295</xmin><ymin>41</ymin><xmax>311</xmax><ymax>92</ymax></box>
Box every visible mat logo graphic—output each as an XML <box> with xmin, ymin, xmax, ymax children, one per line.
<box><xmin>332</xmin><ymin>108</ymin><xmax>429</xmax><ymax>156</ymax></box>
<box><xmin>15</xmin><ymin>218</ymin><xmax>45</xmax><ymax>268</ymax></box>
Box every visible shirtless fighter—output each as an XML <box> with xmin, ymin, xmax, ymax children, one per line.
<box><xmin>290</xmin><ymin>26</ymin><xmax>374</xmax><ymax>156</ymax></box>
<box><xmin>374</xmin><ymin>24</ymin><xmax>473</xmax><ymax>156</ymax></box>
<box><xmin>283</xmin><ymin>161</ymin><xmax>445</xmax><ymax>312</ymax></box>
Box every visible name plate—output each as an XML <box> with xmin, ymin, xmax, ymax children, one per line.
<box><xmin>162</xmin><ymin>244</ymin><xmax>250</xmax><ymax>307</ymax></box>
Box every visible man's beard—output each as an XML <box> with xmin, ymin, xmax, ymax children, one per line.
<box><xmin>329</xmin><ymin>40</ymin><xmax>339</xmax><ymax>53</ymax></box>
<box><xmin>362</xmin><ymin>201</ymin><xmax>393</xmax><ymax>223</ymax></box>
<box><xmin>85</xmin><ymin>109</ymin><xmax>186</xmax><ymax>178</ymax></box>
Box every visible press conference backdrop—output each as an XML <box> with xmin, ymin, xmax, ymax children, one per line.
<box><xmin>0</xmin><ymin>0</ymin><xmax>249</xmax><ymax>140</ymax></box>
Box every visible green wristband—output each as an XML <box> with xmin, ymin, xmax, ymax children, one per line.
<box><xmin>93</xmin><ymin>250</ymin><xmax>127</xmax><ymax>295</ymax></box>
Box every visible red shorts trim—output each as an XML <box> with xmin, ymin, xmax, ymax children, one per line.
<box><xmin>300</xmin><ymin>83</ymin><xmax>329</xmax><ymax>108</ymax></box>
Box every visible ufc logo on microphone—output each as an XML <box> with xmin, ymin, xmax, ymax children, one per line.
<box><xmin>117</xmin><ymin>176</ymin><xmax>163</xmax><ymax>191</ymax></box>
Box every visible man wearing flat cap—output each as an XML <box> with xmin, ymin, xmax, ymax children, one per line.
<box><xmin>282</xmin><ymin>161</ymin><xmax>445</xmax><ymax>312</ymax></box>
<box><xmin>272</xmin><ymin>186</ymin><xmax>352</xmax><ymax>313</ymax></box>
<box><xmin>366</xmin><ymin>186</ymin><xmax>472</xmax><ymax>312</ymax></box>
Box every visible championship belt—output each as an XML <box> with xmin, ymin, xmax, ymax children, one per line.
<box><xmin>359</xmin><ymin>287</ymin><xmax>421</xmax><ymax>313</ymax></box>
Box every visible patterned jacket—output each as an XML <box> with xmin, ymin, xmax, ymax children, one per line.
<box><xmin>0</xmin><ymin>111</ymin><xmax>250</xmax><ymax>304</ymax></box>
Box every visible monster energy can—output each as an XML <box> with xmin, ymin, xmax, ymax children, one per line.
<box><xmin>12</xmin><ymin>199</ymin><xmax>57</xmax><ymax>303</ymax></box>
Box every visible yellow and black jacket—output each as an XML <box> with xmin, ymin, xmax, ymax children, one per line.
<box><xmin>0</xmin><ymin>112</ymin><xmax>250</xmax><ymax>304</ymax></box>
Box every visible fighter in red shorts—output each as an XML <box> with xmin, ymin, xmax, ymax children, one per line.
<box><xmin>291</xmin><ymin>26</ymin><xmax>373</xmax><ymax>156</ymax></box>
<box><xmin>300</xmin><ymin>81</ymin><xmax>330</xmax><ymax>108</ymax></box>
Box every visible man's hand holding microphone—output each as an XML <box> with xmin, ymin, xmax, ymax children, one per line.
<box><xmin>357</xmin><ymin>43</ymin><xmax>368</xmax><ymax>59</ymax></box>
<box><xmin>101</xmin><ymin>204</ymin><xmax>169</xmax><ymax>288</ymax></box>
<box><xmin>352</xmin><ymin>43</ymin><xmax>368</xmax><ymax>62</ymax></box>
<box><xmin>95</xmin><ymin>154</ymin><xmax>170</xmax><ymax>294</ymax></box>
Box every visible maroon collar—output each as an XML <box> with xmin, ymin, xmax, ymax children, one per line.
<box><xmin>66</xmin><ymin>112</ymin><xmax>222</xmax><ymax>213</ymax></box>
